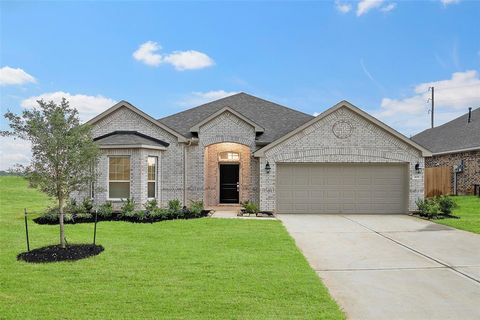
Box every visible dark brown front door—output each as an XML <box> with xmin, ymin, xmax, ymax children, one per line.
<box><xmin>219</xmin><ymin>164</ymin><xmax>239</xmax><ymax>203</ymax></box>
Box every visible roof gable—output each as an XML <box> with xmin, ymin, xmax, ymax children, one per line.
<box><xmin>254</xmin><ymin>100</ymin><xmax>432</xmax><ymax>157</ymax></box>
<box><xmin>87</xmin><ymin>101</ymin><xmax>187</xmax><ymax>142</ymax></box>
<box><xmin>190</xmin><ymin>107</ymin><xmax>264</xmax><ymax>133</ymax></box>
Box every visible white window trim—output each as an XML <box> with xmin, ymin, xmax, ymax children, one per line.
<box><xmin>107</xmin><ymin>155</ymin><xmax>131</xmax><ymax>201</ymax></box>
<box><xmin>147</xmin><ymin>156</ymin><xmax>158</xmax><ymax>200</ymax></box>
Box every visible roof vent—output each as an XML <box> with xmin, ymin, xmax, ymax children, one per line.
<box><xmin>468</xmin><ymin>107</ymin><xmax>472</xmax><ymax>123</ymax></box>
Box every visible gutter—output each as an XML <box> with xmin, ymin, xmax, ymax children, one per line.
<box><xmin>430</xmin><ymin>146</ymin><xmax>480</xmax><ymax>156</ymax></box>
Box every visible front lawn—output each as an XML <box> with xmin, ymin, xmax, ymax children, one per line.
<box><xmin>0</xmin><ymin>176</ymin><xmax>343</xmax><ymax>319</ymax></box>
<box><xmin>434</xmin><ymin>196</ymin><xmax>480</xmax><ymax>234</ymax></box>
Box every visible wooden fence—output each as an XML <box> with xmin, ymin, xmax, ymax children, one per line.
<box><xmin>425</xmin><ymin>166</ymin><xmax>452</xmax><ymax>197</ymax></box>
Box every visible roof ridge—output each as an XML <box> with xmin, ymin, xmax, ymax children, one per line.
<box><xmin>158</xmin><ymin>92</ymin><xmax>315</xmax><ymax>121</ymax></box>
<box><xmin>235</xmin><ymin>92</ymin><xmax>315</xmax><ymax>118</ymax></box>
<box><xmin>158</xmin><ymin>92</ymin><xmax>244</xmax><ymax>121</ymax></box>
<box><xmin>412</xmin><ymin>106</ymin><xmax>480</xmax><ymax>138</ymax></box>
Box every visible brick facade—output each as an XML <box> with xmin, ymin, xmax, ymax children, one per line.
<box><xmin>73</xmin><ymin>106</ymin><xmax>184</xmax><ymax>209</ymax></box>
<box><xmin>258</xmin><ymin>107</ymin><xmax>424</xmax><ymax>212</ymax></box>
<box><xmin>74</xmin><ymin>103</ymin><xmax>426</xmax><ymax>212</ymax></box>
<box><xmin>425</xmin><ymin>150</ymin><xmax>480</xmax><ymax>195</ymax></box>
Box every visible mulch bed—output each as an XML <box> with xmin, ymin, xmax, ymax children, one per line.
<box><xmin>17</xmin><ymin>244</ymin><xmax>104</xmax><ymax>263</ymax></box>
<box><xmin>409</xmin><ymin>212</ymin><xmax>460</xmax><ymax>220</ymax></box>
<box><xmin>33</xmin><ymin>210</ymin><xmax>212</xmax><ymax>225</ymax></box>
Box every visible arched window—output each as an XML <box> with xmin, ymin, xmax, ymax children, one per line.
<box><xmin>218</xmin><ymin>151</ymin><xmax>240</xmax><ymax>161</ymax></box>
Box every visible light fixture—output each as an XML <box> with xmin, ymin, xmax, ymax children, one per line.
<box><xmin>265</xmin><ymin>161</ymin><xmax>271</xmax><ymax>174</ymax></box>
<box><xmin>415</xmin><ymin>162</ymin><xmax>422</xmax><ymax>174</ymax></box>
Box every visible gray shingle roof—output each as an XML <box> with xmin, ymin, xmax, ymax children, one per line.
<box><xmin>94</xmin><ymin>131</ymin><xmax>169</xmax><ymax>147</ymax></box>
<box><xmin>158</xmin><ymin>92</ymin><xmax>314</xmax><ymax>143</ymax></box>
<box><xmin>411</xmin><ymin>108</ymin><xmax>480</xmax><ymax>154</ymax></box>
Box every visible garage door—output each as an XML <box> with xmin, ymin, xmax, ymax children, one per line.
<box><xmin>276</xmin><ymin>163</ymin><xmax>408</xmax><ymax>214</ymax></box>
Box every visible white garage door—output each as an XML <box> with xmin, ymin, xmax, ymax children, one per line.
<box><xmin>276</xmin><ymin>163</ymin><xmax>408</xmax><ymax>214</ymax></box>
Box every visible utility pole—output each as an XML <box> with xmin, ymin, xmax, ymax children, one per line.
<box><xmin>430</xmin><ymin>86</ymin><xmax>434</xmax><ymax>128</ymax></box>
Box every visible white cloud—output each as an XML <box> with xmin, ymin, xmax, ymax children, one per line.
<box><xmin>441</xmin><ymin>0</ymin><xmax>460</xmax><ymax>6</ymax></box>
<box><xmin>0</xmin><ymin>137</ymin><xmax>31</xmax><ymax>171</ymax></box>
<box><xmin>375</xmin><ymin>70</ymin><xmax>480</xmax><ymax>135</ymax></box>
<box><xmin>335</xmin><ymin>1</ymin><xmax>352</xmax><ymax>13</ymax></box>
<box><xmin>356</xmin><ymin>0</ymin><xmax>397</xmax><ymax>16</ymax></box>
<box><xmin>313</xmin><ymin>112</ymin><xmax>320</xmax><ymax>117</ymax></box>
<box><xmin>133</xmin><ymin>41</ymin><xmax>214</xmax><ymax>70</ymax></box>
<box><xmin>357</xmin><ymin>0</ymin><xmax>384</xmax><ymax>16</ymax></box>
<box><xmin>21</xmin><ymin>91</ymin><xmax>116</xmax><ymax>122</ymax></box>
<box><xmin>132</xmin><ymin>41</ymin><xmax>162</xmax><ymax>66</ymax></box>
<box><xmin>380</xmin><ymin>3</ymin><xmax>397</xmax><ymax>12</ymax></box>
<box><xmin>163</xmin><ymin>50</ymin><xmax>214</xmax><ymax>71</ymax></box>
<box><xmin>0</xmin><ymin>66</ymin><xmax>36</xmax><ymax>86</ymax></box>
<box><xmin>178</xmin><ymin>90</ymin><xmax>238</xmax><ymax>108</ymax></box>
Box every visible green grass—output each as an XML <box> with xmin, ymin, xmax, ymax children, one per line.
<box><xmin>433</xmin><ymin>196</ymin><xmax>480</xmax><ymax>234</ymax></box>
<box><xmin>0</xmin><ymin>176</ymin><xmax>343</xmax><ymax>319</ymax></box>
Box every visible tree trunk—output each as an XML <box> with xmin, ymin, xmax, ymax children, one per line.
<box><xmin>59</xmin><ymin>197</ymin><xmax>66</xmax><ymax>248</ymax></box>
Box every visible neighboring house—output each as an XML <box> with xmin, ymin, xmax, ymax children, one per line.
<box><xmin>76</xmin><ymin>93</ymin><xmax>431</xmax><ymax>214</ymax></box>
<box><xmin>411</xmin><ymin>107</ymin><xmax>480</xmax><ymax>195</ymax></box>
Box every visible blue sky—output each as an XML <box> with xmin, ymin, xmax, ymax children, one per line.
<box><xmin>1</xmin><ymin>0</ymin><xmax>479</xmax><ymax>169</ymax></box>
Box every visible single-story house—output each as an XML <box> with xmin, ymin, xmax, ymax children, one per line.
<box><xmin>411</xmin><ymin>107</ymin><xmax>480</xmax><ymax>195</ymax></box>
<box><xmin>75</xmin><ymin>93</ymin><xmax>431</xmax><ymax>214</ymax></box>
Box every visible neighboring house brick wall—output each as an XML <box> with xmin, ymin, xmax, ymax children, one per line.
<box><xmin>425</xmin><ymin>150</ymin><xmax>480</xmax><ymax>195</ymax></box>
<box><xmin>259</xmin><ymin>107</ymin><xmax>424</xmax><ymax>212</ymax></box>
<box><xmin>90</xmin><ymin>106</ymin><xmax>184</xmax><ymax>207</ymax></box>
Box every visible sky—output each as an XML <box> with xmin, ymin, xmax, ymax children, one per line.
<box><xmin>1</xmin><ymin>0</ymin><xmax>479</xmax><ymax>170</ymax></box>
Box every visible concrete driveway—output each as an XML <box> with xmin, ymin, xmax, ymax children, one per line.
<box><xmin>280</xmin><ymin>214</ymin><xmax>480</xmax><ymax>320</ymax></box>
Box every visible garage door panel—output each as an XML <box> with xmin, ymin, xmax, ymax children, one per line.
<box><xmin>276</xmin><ymin>163</ymin><xmax>407</xmax><ymax>214</ymax></box>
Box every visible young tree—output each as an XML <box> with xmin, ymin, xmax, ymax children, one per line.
<box><xmin>2</xmin><ymin>99</ymin><xmax>99</xmax><ymax>248</ymax></box>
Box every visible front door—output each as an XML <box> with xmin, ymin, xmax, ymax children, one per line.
<box><xmin>219</xmin><ymin>164</ymin><xmax>240</xmax><ymax>203</ymax></box>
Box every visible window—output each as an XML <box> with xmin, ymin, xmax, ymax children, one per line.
<box><xmin>147</xmin><ymin>156</ymin><xmax>157</xmax><ymax>199</ymax></box>
<box><xmin>109</xmin><ymin>156</ymin><xmax>130</xmax><ymax>199</ymax></box>
<box><xmin>218</xmin><ymin>151</ymin><xmax>240</xmax><ymax>161</ymax></box>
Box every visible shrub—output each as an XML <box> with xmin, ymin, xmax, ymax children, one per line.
<box><xmin>243</xmin><ymin>201</ymin><xmax>259</xmax><ymax>214</ymax></box>
<box><xmin>97</xmin><ymin>201</ymin><xmax>113</xmax><ymax>218</ymax></box>
<box><xmin>150</xmin><ymin>208</ymin><xmax>169</xmax><ymax>220</ymax></box>
<box><xmin>437</xmin><ymin>196</ymin><xmax>456</xmax><ymax>215</ymax></box>
<box><xmin>75</xmin><ymin>212</ymin><xmax>93</xmax><ymax>220</ymax></box>
<box><xmin>415</xmin><ymin>198</ymin><xmax>440</xmax><ymax>218</ymax></box>
<box><xmin>189</xmin><ymin>200</ymin><xmax>204</xmax><ymax>216</ymax></box>
<box><xmin>82</xmin><ymin>197</ymin><xmax>94</xmax><ymax>213</ymax></box>
<box><xmin>64</xmin><ymin>213</ymin><xmax>74</xmax><ymax>223</ymax></box>
<box><xmin>144</xmin><ymin>199</ymin><xmax>159</xmax><ymax>212</ymax></box>
<box><xmin>124</xmin><ymin>210</ymin><xmax>147</xmax><ymax>221</ymax></box>
<box><xmin>67</xmin><ymin>199</ymin><xmax>86</xmax><ymax>214</ymax></box>
<box><xmin>168</xmin><ymin>199</ymin><xmax>181</xmax><ymax>212</ymax></box>
<box><xmin>121</xmin><ymin>198</ymin><xmax>136</xmax><ymax>215</ymax></box>
<box><xmin>40</xmin><ymin>207</ymin><xmax>60</xmax><ymax>222</ymax></box>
